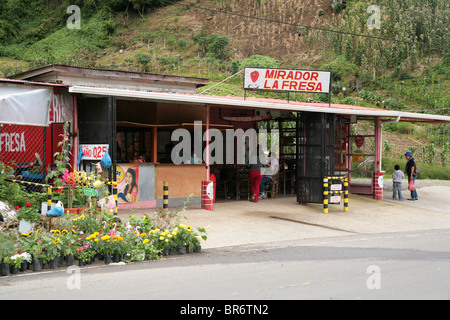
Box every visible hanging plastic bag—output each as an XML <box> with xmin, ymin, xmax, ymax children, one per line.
<box><xmin>77</xmin><ymin>145</ymin><xmax>84</xmax><ymax>165</ymax></box>
<box><xmin>100</xmin><ymin>146</ymin><xmax>112</xmax><ymax>168</ymax></box>
<box><xmin>408</xmin><ymin>180</ymin><xmax>415</xmax><ymax>191</ymax></box>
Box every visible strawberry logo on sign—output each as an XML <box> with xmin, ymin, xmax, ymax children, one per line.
<box><xmin>355</xmin><ymin>136</ymin><xmax>365</xmax><ymax>149</ymax></box>
<box><xmin>250</xmin><ymin>71</ymin><xmax>259</xmax><ymax>82</ymax></box>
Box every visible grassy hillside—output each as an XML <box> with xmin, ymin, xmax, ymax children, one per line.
<box><xmin>0</xmin><ymin>0</ymin><xmax>449</xmax><ymax>168</ymax></box>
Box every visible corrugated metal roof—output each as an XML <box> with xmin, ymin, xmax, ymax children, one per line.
<box><xmin>7</xmin><ymin>64</ymin><xmax>209</xmax><ymax>87</ymax></box>
<box><xmin>0</xmin><ymin>77</ymin><xmax>69</xmax><ymax>87</ymax></box>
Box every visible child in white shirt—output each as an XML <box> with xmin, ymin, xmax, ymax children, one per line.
<box><xmin>392</xmin><ymin>164</ymin><xmax>405</xmax><ymax>200</ymax></box>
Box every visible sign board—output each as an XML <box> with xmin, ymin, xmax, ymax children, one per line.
<box><xmin>352</xmin><ymin>151</ymin><xmax>365</xmax><ymax>163</ymax></box>
<box><xmin>206</xmin><ymin>181</ymin><xmax>214</xmax><ymax>200</ymax></box>
<box><xmin>330</xmin><ymin>184</ymin><xmax>342</xmax><ymax>191</ymax></box>
<box><xmin>81</xmin><ymin>144</ymin><xmax>108</xmax><ymax>161</ymax></box>
<box><xmin>83</xmin><ymin>188</ymin><xmax>98</xmax><ymax>197</ymax></box>
<box><xmin>330</xmin><ymin>195</ymin><xmax>341</xmax><ymax>204</ymax></box>
<box><xmin>244</xmin><ymin>68</ymin><xmax>331</xmax><ymax>93</ymax></box>
<box><xmin>355</xmin><ymin>136</ymin><xmax>365</xmax><ymax>148</ymax></box>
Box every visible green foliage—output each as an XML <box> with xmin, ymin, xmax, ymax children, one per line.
<box><xmin>315</xmin><ymin>0</ymin><xmax>448</xmax><ymax>86</ymax></box>
<box><xmin>0</xmin><ymin>0</ymin><xmax>180</xmax><ymax>62</ymax></box>
<box><xmin>239</xmin><ymin>55</ymin><xmax>280</xmax><ymax>69</ymax></box>
<box><xmin>0</xmin><ymin>233</ymin><xmax>17</xmax><ymax>261</ymax></box>
<box><xmin>383</xmin><ymin>122</ymin><xmax>415</xmax><ymax>135</ymax></box>
<box><xmin>431</xmin><ymin>51</ymin><xmax>450</xmax><ymax>75</ymax></box>
<box><xmin>22</xmin><ymin>10</ymin><xmax>115</xmax><ymax>63</ymax></box>
<box><xmin>135</xmin><ymin>53</ymin><xmax>152</xmax><ymax>71</ymax></box>
<box><xmin>196</xmin><ymin>33</ymin><xmax>230</xmax><ymax>59</ymax></box>
<box><xmin>382</xmin><ymin>156</ymin><xmax>450</xmax><ymax>180</ymax></box>
<box><xmin>320</xmin><ymin>55</ymin><xmax>360</xmax><ymax>86</ymax></box>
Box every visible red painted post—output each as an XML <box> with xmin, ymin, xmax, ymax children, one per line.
<box><xmin>373</xmin><ymin>117</ymin><xmax>383</xmax><ymax>200</ymax></box>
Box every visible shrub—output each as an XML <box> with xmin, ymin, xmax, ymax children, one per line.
<box><xmin>383</xmin><ymin>122</ymin><xmax>415</xmax><ymax>135</ymax></box>
<box><xmin>239</xmin><ymin>55</ymin><xmax>280</xmax><ymax>69</ymax></box>
<box><xmin>320</xmin><ymin>55</ymin><xmax>360</xmax><ymax>87</ymax></box>
<box><xmin>196</xmin><ymin>33</ymin><xmax>230</xmax><ymax>59</ymax></box>
<box><xmin>135</xmin><ymin>53</ymin><xmax>152</xmax><ymax>69</ymax></box>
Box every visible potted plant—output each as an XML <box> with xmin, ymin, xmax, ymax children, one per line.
<box><xmin>19</xmin><ymin>252</ymin><xmax>32</xmax><ymax>271</ymax></box>
<box><xmin>140</xmin><ymin>237</ymin><xmax>160</xmax><ymax>260</ymax></box>
<box><xmin>99</xmin><ymin>234</ymin><xmax>113</xmax><ymax>264</ymax></box>
<box><xmin>41</xmin><ymin>235</ymin><xmax>63</xmax><ymax>269</ymax></box>
<box><xmin>184</xmin><ymin>226</ymin><xmax>196</xmax><ymax>253</ymax></box>
<box><xmin>61</xmin><ymin>231</ymin><xmax>77</xmax><ymax>266</ymax></box>
<box><xmin>192</xmin><ymin>226</ymin><xmax>209</xmax><ymax>253</ymax></box>
<box><xmin>75</xmin><ymin>245</ymin><xmax>94</xmax><ymax>266</ymax></box>
<box><xmin>9</xmin><ymin>253</ymin><xmax>24</xmax><ymax>274</ymax></box>
<box><xmin>16</xmin><ymin>202</ymin><xmax>40</xmax><ymax>234</ymax></box>
<box><xmin>111</xmin><ymin>235</ymin><xmax>125</xmax><ymax>262</ymax></box>
<box><xmin>31</xmin><ymin>245</ymin><xmax>45</xmax><ymax>272</ymax></box>
<box><xmin>173</xmin><ymin>225</ymin><xmax>191</xmax><ymax>254</ymax></box>
<box><xmin>0</xmin><ymin>240</ymin><xmax>16</xmax><ymax>277</ymax></box>
<box><xmin>152</xmin><ymin>230</ymin><xmax>171</xmax><ymax>256</ymax></box>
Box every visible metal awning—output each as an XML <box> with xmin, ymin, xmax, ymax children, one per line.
<box><xmin>69</xmin><ymin>86</ymin><xmax>450</xmax><ymax>123</ymax></box>
<box><xmin>117</xmin><ymin>121</ymin><xmax>233</xmax><ymax>130</ymax></box>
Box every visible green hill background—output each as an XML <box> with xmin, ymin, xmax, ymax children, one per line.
<box><xmin>0</xmin><ymin>0</ymin><xmax>449</xmax><ymax>175</ymax></box>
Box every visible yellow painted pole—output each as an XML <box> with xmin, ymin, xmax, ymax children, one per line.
<box><xmin>323</xmin><ymin>177</ymin><xmax>329</xmax><ymax>214</ymax></box>
<box><xmin>344</xmin><ymin>177</ymin><xmax>349</xmax><ymax>212</ymax></box>
<box><xmin>163</xmin><ymin>181</ymin><xmax>169</xmax><ymax>210</ymax></box>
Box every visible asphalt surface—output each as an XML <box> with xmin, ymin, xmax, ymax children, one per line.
<box><xmin>127</xmin><ymin>181</ymin><xmax>450</xmax><ymax>250</ymax></box>
<box><xmin>1</xmin><ymin>180</ymin><xmax>449</xmax><ymax>301</ymax></box>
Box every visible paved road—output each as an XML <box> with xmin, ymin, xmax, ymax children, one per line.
<box><xmin>1</xmin><ymin>229</ymin><xmax>449</xmax><ymax>301</ymax></box>
<box><xmin>1</xmin><ymin>180</ymin><xmax>449</xmax><ymax>305</ymax></box>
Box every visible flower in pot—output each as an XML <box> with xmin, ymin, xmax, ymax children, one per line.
<box><xmin>153</xmin><ymin>231</ymin><xmax>171</xmax><ymax>255</ymax></box>
<box><xmin>41</xmin><ymin>235</ymin><xmax>63</xmax><ymax>268</ymax></box>
<box><xmin>110</xmin><ymin>234</ymin><xmax>124</xmax><ymax>262</ymax></box>
<box><xmin>173</xmin><ymin>226</ymin><xmax>191</xmax><ymax>254</ymax></box>
<box><xmin>61</xmin><ymin>230</ymin><xmax>78</xmax><ymax>266</ymax></box>
<box><xmin>75</xmin><ymin>245</ymin><xmax>94</xmax><ymax>265</ymax></box>
<box><xmin>99</xmin><ymin>234</ymin><xmax>113</xmax><ymax>264</ymax></box>
<box><xmin>139</xmin><ymin>237</ymin><xmax>160</xmax><ymax>260</ymax></box>
<box><xmin>16</xmin><ymin>202</ymin><xmax>40</xmax><ymax>234</ymax></box>
<box><xmin>20</xmin><ymin>229</ymin><xmax>45</xmax><ymax>271</ymax></box>
<box><xmin>9</xmin><ymin>253</ymin><xmax>24</xmax><ymax>274</ymax></box>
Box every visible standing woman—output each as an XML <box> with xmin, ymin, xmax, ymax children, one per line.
<box><xmin>404</xmin><ymin>151</ymin><xmax>418</xmax><ymax>201</ymax></box>
<box><xmin>249</xmin><ymin>145</ymin><xmax>266</xmax><ymax>202</ymax></box>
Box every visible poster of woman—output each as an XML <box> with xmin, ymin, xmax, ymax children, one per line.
<box><xmin>117</xmin><ymin>164</ymin><xmax>139</xmax><ymax>203</ymax></box>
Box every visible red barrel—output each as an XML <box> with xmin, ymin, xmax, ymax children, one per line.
<box><xmin>201</xmin><ymin>180</ymin><xmax>214</xmax><ymax>211</ymax></box>
<box><xmin>373</xmin><ymin>172</ymin><xmax>384</xmax><ymax>200</ymax></box>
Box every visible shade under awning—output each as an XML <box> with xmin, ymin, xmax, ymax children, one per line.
<box><xmin>0</xmin><ymin>85</ymin><xmax>51</xmax><ymax>126</ymax></box>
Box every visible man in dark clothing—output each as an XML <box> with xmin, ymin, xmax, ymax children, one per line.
<box><xmin>404</xmin><ymin>151</ymin><xmax>418</xmax><ymax>200</ymax></box>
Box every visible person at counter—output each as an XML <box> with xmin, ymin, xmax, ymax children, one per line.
<box><xmin>118</xmin><ymin>168</ymin><xmax>138</xmax><ymax>203</ymax></box>
<box><xmin>131</xmin><ymin>152</ymin><xmax>145</xmax><ymax>163</ymax></box>
<box><xmin>191</xmin><ymin>152</ymin><xmax>202</xmax><ymax>164</ymax></box>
